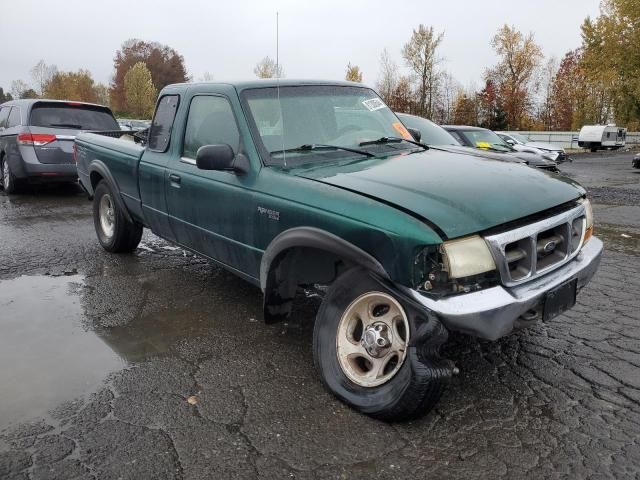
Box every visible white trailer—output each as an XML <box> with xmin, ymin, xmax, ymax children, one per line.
<box><xmin>578</xmin><ymin>125</ymin><xmax>627</xmax><ymax>151</ymax></box>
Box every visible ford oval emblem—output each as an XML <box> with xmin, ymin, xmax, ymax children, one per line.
<box><xmin>543</xmin><ymin>241</ymin><xmax>556</xmax><ymax>253</ymax></box>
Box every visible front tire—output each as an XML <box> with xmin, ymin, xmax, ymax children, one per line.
<box><xmin>313</xmin><ymin>268</ymin><xmax>451</xmax><ymax>421</ymax></box>
<box><xmin>93</xmin><ymin>180</ymin><xmax>142</xmax><ymax>253</ymax></box>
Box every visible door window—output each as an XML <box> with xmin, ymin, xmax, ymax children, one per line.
<box><xmin>182</xmin><ymin>96</ymin><xmax>240</xmax><ymax>159</ymax></box>
<box><xmin>7</xmin><ymin>107</ymin><xmax>21</xmax><ymax>127</ymax></box>
<box><xmin>148</xmin><ymin>95</ymin><xmax>179</xmax><ymax>152</ymax></box>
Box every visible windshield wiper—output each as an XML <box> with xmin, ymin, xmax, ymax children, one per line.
<box><xmin>48</xmin><ymin>123</ymin><xmax>83</xmax><ymax>129</ymax></box>
<box><xmin>359</xmin><ymin>136</ymin><xmax>429</xmax><ymax>150</ymax></box>
<box><xmin>270</xmin><ymin>144</ymin><xmax>375</xmax><ymax>158</ymax></box>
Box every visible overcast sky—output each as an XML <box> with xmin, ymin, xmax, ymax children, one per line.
<box><xmin>0</xmin><ymin>0</ymin><xmax>601</xmax><ymax>93</ymax></box>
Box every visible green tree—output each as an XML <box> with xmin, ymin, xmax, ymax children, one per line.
<box><xmin>0</xmin><ymin>87</ymin><xmax>13</xmax><ymax>103</ymax></box>
<box><xmin>579</xmin><ymin>0</ymin><xmax>640</xmax><ymax>128</ymax></box>
<box><xmin>110</xmin><ymin>39</ymin><xmax>189</xmax><ymax>113</ymax></box>
<box><xmin>345</xmin><ymin>63</ymin><xmax>363</xmax><ymax>82</ymax></box>
<box><xmin>124</xmin><ymin>62</ymin><xmax>156</xmax><ymax>118</ymax></box>
<box><xmin>402</xmin><ymin>24</ymin><xmax>444</xmax><ymax>118</ymax></box>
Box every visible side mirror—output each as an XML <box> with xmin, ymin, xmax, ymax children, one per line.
<box><xmin>196</xmin><ymin>144</ymin><xmax>236</xmax><ymax>171</ymax></box>
<box><xmin>505</xmin><ymin>139</ymin><xmax>515</xmax><ymax>145</ymax></box>
<box><xmin>407</xmin><ymin>127</ymin><xmax>421</xmax><ymax>142</ymax></box>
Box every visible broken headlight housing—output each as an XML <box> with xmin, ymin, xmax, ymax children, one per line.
<box><xmin>414</xmin><ymin>236</ymin><xmax>499</xmax><ymax>297</ymax></box>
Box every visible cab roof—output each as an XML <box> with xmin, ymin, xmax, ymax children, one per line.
<box><xmin>163</xmin><ymin>79</ymin><xmax>368</xmax><ymax>93</ymax></box>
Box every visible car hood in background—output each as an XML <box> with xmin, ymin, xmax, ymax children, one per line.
<box><xmin>290</xmin><ymin>149</ymin><xmax>584</xmax><ymax>239</ymax></box>
<box><xmin>430</xmin><ymin>144</ymin><xmax>525</xmax><ymax>163</ymax></box>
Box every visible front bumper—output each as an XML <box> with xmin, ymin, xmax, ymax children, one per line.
<box><xmin>407</xmin><ymin>236</ymin><xmax>603</xmax><ymax>340</ymax></box>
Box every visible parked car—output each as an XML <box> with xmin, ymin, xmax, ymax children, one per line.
<box><xmin>397</xmin><ymin>113</ymin><xmax>526</xmax><ymax>165</ymax></box>
<box><xmin>578</xmin><ymin>125</ymin><xmax>626</xmax><ymax>152</ymax></box>
<box><xmin>496</xmin><ymin>132</ymin><xmax>570</xmax><ymax>163</ymax></box>
<box><xmin>76</xmin><ymin>80</ymin><xmax>602</xmax><ymax>421</ymax></box>
<box><xmin>443</xmin><ymin>125</ymin><xmax>560</xmax><ymax>172</ymax></box>
<box><xmin>0</xmin><ymin>99</ymin><xmax>120</xmax><ymax>193</ymax></box>
<box><xmin>633</xmin><ymin>152</ymin><xmax>640</xmax><ymax>169</ymax></box>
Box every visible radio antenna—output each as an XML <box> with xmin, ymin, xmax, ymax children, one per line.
<box><xmin>276</xmin><ymin>11</ymin><xmax>286</xmax><ymax>168</ymax></box>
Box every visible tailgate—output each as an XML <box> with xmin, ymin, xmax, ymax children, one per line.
<box><xmin>28</xmin><ymin>126</ymin><xmax>77</xmax><ymax>165</ymax></box>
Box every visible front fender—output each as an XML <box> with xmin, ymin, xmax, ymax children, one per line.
<box><xmin>260</xmin><ymin>226</ymin><xmax>390</xmax><ymax>292</ymax></box>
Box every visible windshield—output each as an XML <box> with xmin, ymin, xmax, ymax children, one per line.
<box><xmin>509</xmin><ymin>133</ymin><xmax>529</xmax><ymax>144</ymax></box>
<box><xmin>242</xmin><ymin>85</ymin><xmax>417</xmax><ymax>166</ymax></box>
<box><xmin>459</xmin><ymin>129</ymin><xmax>513</xmax><ymax>152</ymax></box>
<box><xmin>397</xmin><ymin>114</ymin><xmax>459</xmax><ymax>146</ymax></box>
<box><xmin>30</xmin><ymin>103</ymin><xmax>119</xmax><ymax>130</ymax></box>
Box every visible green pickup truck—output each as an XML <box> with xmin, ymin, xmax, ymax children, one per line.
<box><xmin>76</xmin><ymin>80</ymin><xmax>602</xmax><ymax>420</ymax></box>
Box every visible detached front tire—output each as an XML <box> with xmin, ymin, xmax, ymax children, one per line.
<box><xmin>93</xmin><ymin>180</ymin><xmax>142</xmax><ymax>253</ymax></box>
<box><xmin>313</xmin><ymin>268</ymin><xmax>451</xmax><ymax>421</ymax></box>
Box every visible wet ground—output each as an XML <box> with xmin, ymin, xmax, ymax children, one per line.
<box><xmin>0</xmin><ymin>151</ymin><xmax>639</xmax><ymax>479</ymax></box>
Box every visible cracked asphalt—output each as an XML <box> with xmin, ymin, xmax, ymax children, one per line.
<box><xmin>1</xmin><ymin>150</ymin><xmax>639</xmax><ymax>479</ymax></box>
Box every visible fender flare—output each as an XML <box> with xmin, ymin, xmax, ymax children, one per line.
<box><xmin>89</xmin><ymin>160</ymin><xmax>134</xmax><ymax>224</ymax></box>
<box><xmin>259</xmin><ymin>226</ymin><xmax>390</xmax><ymax>292</ymax></box>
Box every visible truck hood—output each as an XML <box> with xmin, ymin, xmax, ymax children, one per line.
<box><xmin>290</xmin><ymin>149</ymin><xmax>584</xmax><ymax>239</ymax></box>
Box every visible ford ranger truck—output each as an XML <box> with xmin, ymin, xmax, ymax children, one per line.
<box><xmin>75</xmin><ymin>80</ymin><xmax>602</xmax><ymax>421</ymax></box>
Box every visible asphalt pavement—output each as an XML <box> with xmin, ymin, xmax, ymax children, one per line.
<box><xmin>0</xmin><ymin>150</ymin><xmax>639</xmax><ymax>479</ymax></box>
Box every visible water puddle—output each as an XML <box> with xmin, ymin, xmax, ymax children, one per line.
<box><xmin>596</xmin><ymin>223</ymin><xmax>640</xmax><ymax>256</ymax></box>
<box><xmin>0</xmin><ymin>275</ymin><xmax>125</xmax><ymax>430</ymax></box>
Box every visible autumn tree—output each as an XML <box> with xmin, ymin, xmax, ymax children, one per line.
<box><xmin>477</xmin><ymin>79</ymin><xmax>507</xmax><ymax>130</ymax></box>
<box><xmin>253</xmin><ymin>56</ymin><xmax>284</xmax><ymax>79</ymax></box>
<box><xmin>30</xmin><ymin>60</ymin><xmax>57</xmax><ymax>96</ymax></box>
<box><xmin>486</xmin><ymin>25</ymin><xmax>543</xmax><ymax>129</ymax></box>
<box><xmin>124</xmin><ymin>62</ymin><xmax>156</xmax><ymax>118</ymax></box>
<box><xmin>388</xmin><ymin>76</ymin><xmax>414</xmax><ymax>113</ymax></box>
<box><xmin>402</xmin><ymin>25</ymin><xmax>444</xmax><ymax>118</ymax></box>
<box><xmin>110</xmin><ymin>39</ymin><xmax>189</xmax><ymax>113</ymax></box>
<box><xmin>44</xmin><ymin>70</ymin><xmax>104</xmax><ymax>103</ymax></box>
<box><xmin>345</xmin><ymin>63</ymin><xmax>363</xmax><ymax>82</ymax></box>
<box><xmin>376</xmin><ymin>49</ymin><xmax>398</xmax><ymax>106</ymax></box>
<box><xmin>452</xmin><ymin>89</ymin><xmax>479</xmax><ymax>126</ymax></box>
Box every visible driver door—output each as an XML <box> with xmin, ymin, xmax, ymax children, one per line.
<box><xmin>165</xmin><ymin>94</ymin><xmax>260</xmax><ymax>277</ymax></box>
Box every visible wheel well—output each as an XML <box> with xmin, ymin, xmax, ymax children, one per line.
<box><xmin>90</xmin><ymin>171</ymin><xmax>104</xmax><ymax>190</ymax></box>
<box><xmin>262</xmin><ymin>246</ymin><xmax>356</xmax><ymax>324</ymax></box>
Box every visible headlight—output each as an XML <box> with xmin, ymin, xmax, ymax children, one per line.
<box><xmin>440</xmin><ymin>235</ymin><xmax>496</xmax><ymax>279</ymax></box>
<box><xmin>581</xmin><ymin>198</ymin><xmax>594</xmax><ymax>243</ymax></box>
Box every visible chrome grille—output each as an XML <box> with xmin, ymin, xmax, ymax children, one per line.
<box><xmin>484</xmin><ymin>204</ymin><xmax>587</xmax><ymax>287</ymax></box>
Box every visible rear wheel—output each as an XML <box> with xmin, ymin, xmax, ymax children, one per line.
<box><xmin>313</xmin><ymin>268</ymin><xmax>451</xmax><ymax>421</ymax></box>
<box><xmin>93</xmin><ymin>180</ymin><xmax>142</xmax><ymax>253</ymax></box>
<box><xmin>1</xmin><ymin>158</ymin><xmax>19</xmax><ymax>194</ymax></box>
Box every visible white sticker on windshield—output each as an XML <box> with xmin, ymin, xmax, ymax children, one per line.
<box><xmin>362</xmin><ymin>98</ymin><xmax>386</xmax><ymax>111</ymax></box>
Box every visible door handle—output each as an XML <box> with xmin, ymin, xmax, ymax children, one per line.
<box><xmin>169</xmin><ymin>174</ymin><xmax>181</xmax><ymax>185</ymax></box>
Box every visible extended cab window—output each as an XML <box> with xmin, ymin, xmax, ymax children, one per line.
<box><xmin>7</xmin><ymin>107</ymin><xmax>21</xmax><ymax>127</ymax></box>
<box><xmin>182</xmin><ymin>96</ymin><xmax>240</xmax><ymax>159</ymax></box>
<box><xmin>149</xmin><ymin>95</ymin><xmax>179</xmax><ymax>152</ymax></box>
